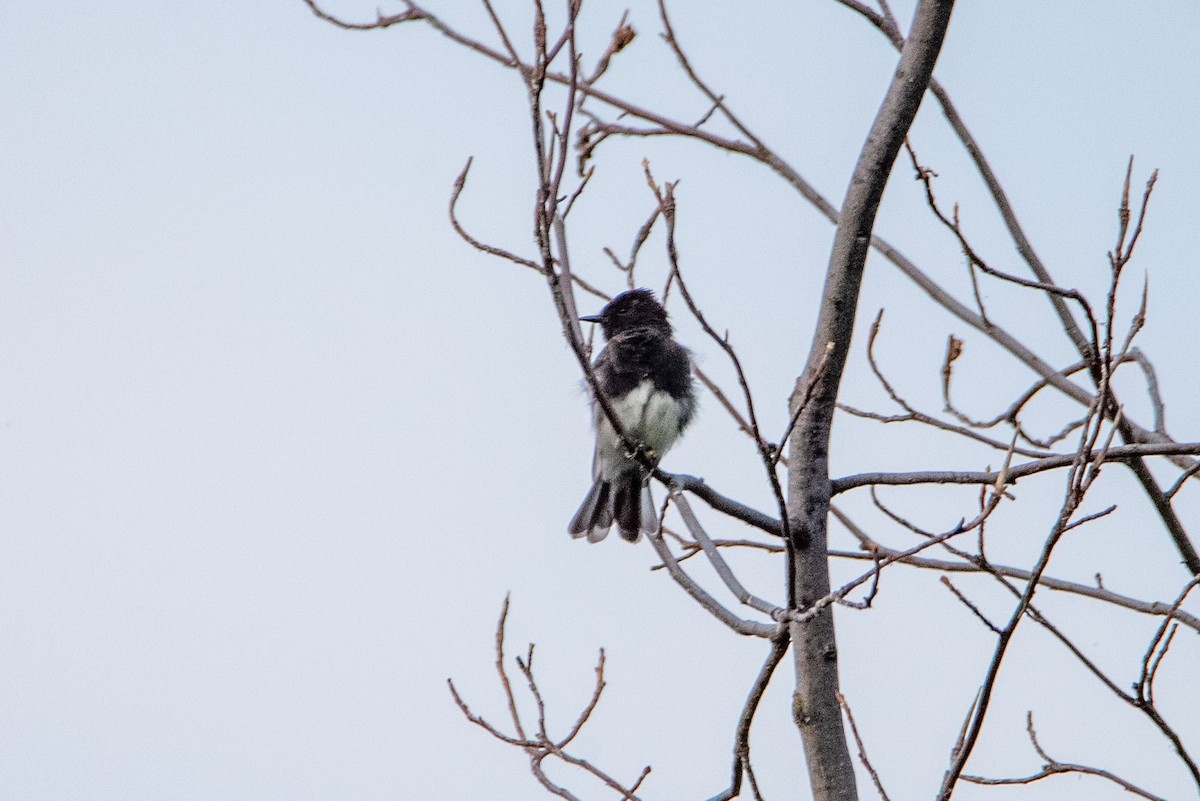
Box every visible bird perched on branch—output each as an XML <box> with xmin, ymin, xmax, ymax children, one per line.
<box><xmin>568</xmin><ymin>289</ymin><xmax>697</xmax><ymax>542</ymax></box>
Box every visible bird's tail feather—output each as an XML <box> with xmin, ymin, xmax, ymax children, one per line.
<box><xmin>613</xmin><ymin>478</ymin><xmax>658</xmax><ymax>543</ymax></box>
<box><xmin>639</xmin><ymin>484</ymin><xmax>657</xmax><ymax>538</ymax></box>
<box><xmin>568</xmin><ymin>480</ymin><xmax>613</xmax><ymax>542</ymax></box>
<box><xmin>571</xmin><ymin>478</ymin><xmax>657</xmax><ymax>543</ymax></box>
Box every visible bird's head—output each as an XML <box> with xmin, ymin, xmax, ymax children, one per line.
<box><xmin>580</xmin><ymin>288</ymin><xmax>672</xmax><ymax>339</ymax></box>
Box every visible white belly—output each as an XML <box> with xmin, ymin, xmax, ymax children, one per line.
<box><xmin>595</xmin><ymin>380</ymin><xmax>684</xmax><ymax>475</ymax></box>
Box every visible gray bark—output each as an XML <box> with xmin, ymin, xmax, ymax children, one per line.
<box><xmin>786</xmin><ymin>2</ymin><xmax>957</xmax><ymax>800</ymax></box>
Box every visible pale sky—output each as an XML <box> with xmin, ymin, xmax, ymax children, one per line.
<box><xmin>2</xmin><ymin>2</ymin><xmax>1198</xmax><ymax>799</ymax></box>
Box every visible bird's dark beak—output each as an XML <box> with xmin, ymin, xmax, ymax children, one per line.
<box><xmin>579</xmin><ymin>314</ymin><xmax>603</xmax><ymax>323</ymax></box>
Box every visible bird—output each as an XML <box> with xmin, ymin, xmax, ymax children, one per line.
<box><xmin>568</xmin><ymin>288</ymin><xmax>697</xmax><ymax>542</ymax></box>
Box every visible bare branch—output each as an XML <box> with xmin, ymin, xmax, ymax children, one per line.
<box><xmin>708</xmin><ymin>632</ymin><xmax>791</xmax><ymax>801</ymax></box>
<box><xmin>961</xmin><ymin>713</ymin><xmax>1169</xmax><ymax>801</ymax></box>
<box><xmin>659</xmin><ymin>510</ymin><xmax>1200</xmax><ymax>634</ymax></box>
<box><xmin>300</xmin><ymin>0</ymin><xmax>426</xmax><ymax>30</ymax></box>
<box><xmin>1166</xmin><ymin>461</ymin><xmax>1200</xmax><ymax>501</ymax></box>
<box><xmin>480</xmin><ymin>0</ymin><xmax>522</xmax><ymax>68</ymax></box>
<box><xmin>832</xmin><ymin>441</ymin><xmax>1200</xmax><ymax>494</ymax></box>
<box><xmin>837</xmin><ymin>693</ymin><xmax>892</xmax><ymax>801</ymax></box>
<box><xmin>666</xmin><ymin>472</ymin><xmax>783</xmax><ymax>537</ymax></box>
<box><xmin>450</xmin><ymin>599</ymin><xmax>652</xmax><ymax>800</ymax></box>
<box><xmin>693</xmin><ymin>365</ymin><xmax>769</xmax><ymax>451</ymax></box>
<box><xmin>843</xmin><ymin>311</ymin><xmax>1055</xmax><ymax>458</ymax></box>
<box><xmin>939</xmin><ymin>576</ymin><xmax>1000</xmax><ymax>634</ymax></box>
<box><xmin>655</xmin><ymin>0</ymin><xmax>767</xmax><ymax>152</ymax></box>
<box><xmin>1137</xmin><ymin>576</ymin><xmax>1200</xmax><ymax>706</ymax></box>
<box><xmin>448</xmin><ymin>677</ymin><xmax>537</xmax><ymax>748</ymax></box>
<box><xmin>937</xmin><ymin>412</ymin><xmax>1106</xmax><ymax>797</ymax></box>
<box><xmin>558</xmin><ymin>649</ymin><xmax>606</xmax><ymax>749</ymax></box>
<box><xmin>670</xmin><ymin>488</ymin><xmax>786</xmax><ymax>620</ymax></box>
<box><xmin>646</xmin><ymin>523</ymin><xmax>778</xmax><ymax>638</ymax></box>
<box><xmin>777</xmin><ymin>342</ymin><xmax>834</xmax><ymax>467</ymax></box>
<box><xmin>449</xmin><ymin>158</ymin><xmax>542</xmax><ymax>272</ymax></box>
<box><xmin>827</xmin><ymin>541</ymin><xmax>1200</xmax><ymax>633</ymax></box>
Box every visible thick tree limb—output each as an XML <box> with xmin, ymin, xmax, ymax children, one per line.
<box><xmin>786</xmin><ymin>4</ymin><xmax>956</xmax><ymax>801</ymax></box>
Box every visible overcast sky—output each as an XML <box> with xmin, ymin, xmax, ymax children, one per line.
<box><xmin>3</xmin><ymin>2</ymin><xmax>1198</xmax><ymax>799</ymax></box>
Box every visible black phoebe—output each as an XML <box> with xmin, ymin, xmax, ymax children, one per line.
<box><xmin>568</xmin><ymin>289</ymin><xmax>697</xmax><ymax>542</ymax></box>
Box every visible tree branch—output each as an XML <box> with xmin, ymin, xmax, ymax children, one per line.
<box><xmin>787</xmin><ymin>5</ymin><xmax>956</xmax><ymax>801</ymax></box>
<box><xmin>832</xmin><ymin>441</ymin><xmax>1200</xmax><ymax>494</ymax></box>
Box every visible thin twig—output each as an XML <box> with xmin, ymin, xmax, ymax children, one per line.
<box><xmin>939</xmin><ymin>576</ymin><xmax>1000</xmax><ymax>634</ymax></box>
<box><xmin>838</xmin><ymin>693</ymin><xmax>893</xmax><ymax>801</ymax></box>
<box><xmin>961</xmin><ymin>713</ymin><xmax>1169</xmax><ymax>801</ymax></box>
